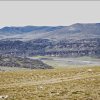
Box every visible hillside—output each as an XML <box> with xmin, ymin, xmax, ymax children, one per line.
<box><xmin>0</xmin><ymin>55</ymin><xmax>53</xmax><ymax>70</ymax></box>
<box><xmin>0</xmin><ymin>23</ymin><xmax>100</xmax><ymax>57</ymax></box>
<box><xmin>0</xmin><ymin>67</ymin><xmax>100</xmax><ymax>100</ymax></box>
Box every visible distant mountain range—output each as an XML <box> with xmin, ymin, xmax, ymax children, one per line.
<box><xmin>0</xmin><ymin>23</ymin><xmax>100</xmax><ymax>57</ymax></box>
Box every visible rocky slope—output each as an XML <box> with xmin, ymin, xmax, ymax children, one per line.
<box><xmin>0</xmin><ymin>23</ymin><xmax>100</xmax><ymax>57</ymax></box>
<box><xmin>0</xmin><ymin>55</ymin><xmax>53</xmax><ymax>69</ymax></box>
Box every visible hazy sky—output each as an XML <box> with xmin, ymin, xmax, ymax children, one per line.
<box><xmin>0</xmin><ymin>1</ymin><xmax>100</xmax><ymax>27</ymax></box>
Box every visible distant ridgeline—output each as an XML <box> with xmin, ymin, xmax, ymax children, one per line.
<box><xmin>0</xmin><ymin>23</ymin><xmax>100</xmax><ymax>57</ymax></box>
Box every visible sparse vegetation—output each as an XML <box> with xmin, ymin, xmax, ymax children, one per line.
<box><xmin>0</xmin><ymin>66</ymin><xmax>100</xmax><ymax>100</ymax></box>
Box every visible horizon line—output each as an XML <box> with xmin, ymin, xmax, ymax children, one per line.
<box><xmin>0</xmin><ymin>22</ymin><xmax>100</xmax><ymax>28</ymax></box>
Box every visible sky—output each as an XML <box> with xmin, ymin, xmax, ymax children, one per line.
<box><xmin>0</xmin><ymin>1</ymin><xmax>100</xmax><ymax>27</ymax></box>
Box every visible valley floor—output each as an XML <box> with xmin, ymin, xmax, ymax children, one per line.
<box><xmin>29</xmin><ymin>56</ymin><xmax>100</xmax><ymax>68</ymax></box>
<box><xmin>0</xmin><ymin>66</ymin><xmax>100</xmax><ymax>100</ymax></box>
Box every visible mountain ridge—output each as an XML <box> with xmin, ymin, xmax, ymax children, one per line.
<box><xmin>0</xmin><ymin>23</ymin><xmax>100</xmax><ymax>57</ymax></box>
<box><xmin>0</xmin><ymin>23</ymin><xmax>100</xmax><ymax>41</ymax></box>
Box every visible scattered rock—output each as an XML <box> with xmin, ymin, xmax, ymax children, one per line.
<box><xmin>87</xmin><ymin>69</ymin><xmax>93</xmax><ymax>72</ymax></box>
<box><xmin>0</xmin><ymin>95</ymin><xmax>8</xmax><ymax>99</ymax></box>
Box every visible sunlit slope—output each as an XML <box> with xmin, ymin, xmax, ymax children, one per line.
<box><xmin>0</xmin><ymin>66</ymin><xmax>100</xmax><ymax>100</ymax></box>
